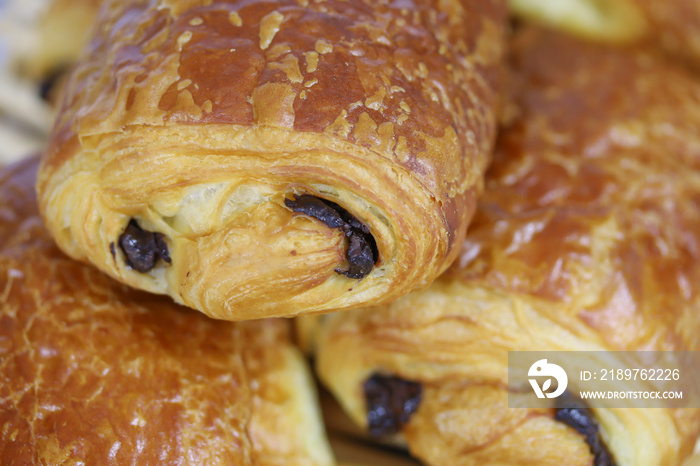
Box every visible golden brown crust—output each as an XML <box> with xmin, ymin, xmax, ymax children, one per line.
<box><xmin>458</xmin><ymin>27</ymin><xmax>700</xmax><ymax>351</ymax></box>
<box><xmin>0</xmin><ymin>158</ymin><xmax>333</xmax><ymax>465</ymax></box>
<box><xmin>37</xmin><ymin>0</ymin><xmax>506</xmax><ymax>320</ymax></box>
<box><xmin>316</xmin><ymin>28</ymin><xmax>700</xmax><ymax>466</ymax></box>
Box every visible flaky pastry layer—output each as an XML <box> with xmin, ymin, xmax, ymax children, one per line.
<box><xmin>0</xmin><ymin>158</ymin><xmax>333</xmax><ymax>465</ymax></box>
<box><xmin>316</xmin><ymin>27</ymin><xmax>700</xmax><ymax>466</ymax></box>
<box><xmin>37</xmin><ymin>0</ymin><xmax>506</xmax><ymax>320</ymax></box>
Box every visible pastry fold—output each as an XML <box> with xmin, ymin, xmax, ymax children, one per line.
<box><xmin>315</xmin><ymin>27</ymin><xmax>700</xmax><ymax>466</ymax></box>
<box><xmin>37</xmin><ymin>0</ymin><xmax>506</xmax><ymax>320</ymax></box>
<box><xmin>0</xmin><ymin>159</ymin><xmax>333</xmax><ymax>465</ymax></box>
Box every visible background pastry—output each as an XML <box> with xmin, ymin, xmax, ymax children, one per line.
<box><xmin>509</xmin><ymin>0</ymin><xmax>700</xmax><ymax>70</ymax></box>
<box><xmin>0</xmin><ymin>0</ymin><xmax>101</xmax><ymax>84</ymax></box>
<box><xmin>315</xmin><ymin>26</ymin><xmax>700</xmax><ymax>466</ymax></box>
<box><xmin>0</xmin><ymin>0</ymin><xmax>102</xmax><ymax>165</ymax></box>
<box><xmin>37</xmin><ymin>0</ymin><xmax>507</xmax><ymax>321</ymax></box>
<box><xmin>0</xmin><ymin>158</ymin><xmax>334</xmax><ymax>465</ymax></box>
<box><xmin>630</xmin><ymin>0</ymin><xmax>700</xmax><ymax>70</ymax></box>
<box><xmin>507</xmin><ymin>0</ymin><xmax>648</xmax><ymax>43</ymax></box>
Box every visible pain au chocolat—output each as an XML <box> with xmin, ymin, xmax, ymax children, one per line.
<box><xmin>36</xmin><ymin>0</ymin><xmax>506</xmax><ymax>320</ymax></box>
<box><xmin>315</xmin><ymin>27</ymin><xmax>700</xmax><ymax>466</ymax></box>
<box><xmin>0</xmin><ymin>158</ymin><xmax>334</xmax><ymax>465</ymax></box>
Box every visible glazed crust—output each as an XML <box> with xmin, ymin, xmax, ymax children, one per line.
<box><xmin>316</xmin><ymin>28</ymin><xmax>700</xmax><ymax>466</ymax></box>
<box><xmin>0</xmin><ymin>158</ymin><xmax>333</xmax><ymax>465</ymax></box>
<box><xmin>37</xmin><ymin>0</ymin><xmax>506</xmax><ymax>320</ymax></box>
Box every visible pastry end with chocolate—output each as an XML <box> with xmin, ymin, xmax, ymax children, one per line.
<box><xmin>364</xmin><ymin>374</ymin><xmax>422</xmax><ymax>437</ymax></box>
<box><xmin>285</xmin><ymin>195</ymin><xmax>378</xmax><ymax>280</ymax></box>
<box><xmin>118</xmin><ymin>219</ymin><xmax>171</xmax><ymax>273</ymax></box>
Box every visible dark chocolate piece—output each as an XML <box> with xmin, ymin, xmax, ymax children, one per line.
<box><xmin>118</xmin><ymin>219</ymin><xmax>171</xmax><ymax>273</ymax></box>
<box><xmin>364</xmin><ymin>374</ymin><xmax>422</xmax><ymax>437</ymax></box>
<box><xmin>109</xmin><ymin>242</ymin><xmax>116</xmax><ymax>260</ymax></box>
<box><xmin>555</xmin><ymin>392</ymin><xmax>616</xmax><ymax>466</ymax></box>
<box><xmin>335</xmin><ymin>233</ymin><xmax>374</xmax><ymax>279</ymax></box>
<box><xmin>285</xmin><ymin>194</ymin><xmax>378</xmax><ymax>279</ymax></box>
<box><xmin>327</xmin><ymin>199</ymin><xmax>370</xmax><ymax>235</ymax></box>
<box><xmin>284</xmin><ymin>195</ymin><xmax>346</xmax><ymax>229</ymax></box>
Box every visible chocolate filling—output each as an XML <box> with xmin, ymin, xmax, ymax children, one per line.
<box><xmin>555</xmin><ymin>392</ymin><xmax>616</xmax><ymax>466</ymax></box>
<box><xmin>285</xmin><ymin>194</ymin><xmax>378</xmax><ymax>279</ymax></box>
<box><xmin>118</xmin><ymin>219</ymin><xmax>171</xmax><ymax>273</ymax></box>
<box><xmin>363</xmin><ymin>374</ymin><xmax>422</xmax><ymax>437</ymax></box>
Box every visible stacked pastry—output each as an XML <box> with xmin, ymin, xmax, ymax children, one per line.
<box><xmin>313</xmin><ymin>25</ymin><xmax>700</xmax><ymax>466</ymax></box>
<box><xmin>1</xmin><ymin>0</ymin><xmax>509</xmax><ymax>464</ymax></box>
<box><xmin>36</xmin><ymin>0</ymin><xmax>506</xmax><ymax>320</ymax></box>
<box><xmin>0</xmin><ymin>158</ymin><xmax>335</xmax><ymax>464</ymax></box>
<box><xmin>4</xmin><ymin>0</ymin><xmax>700</xmax><ymax>464</ymax></box>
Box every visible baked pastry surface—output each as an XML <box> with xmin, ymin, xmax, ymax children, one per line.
<box><xmin>37</xmin><ymin>0</ymin><xmax>506</xmax><ymax>320</ymax></box>
<box><xmin>316</xmin><ymin>27</ymin><xmax>700</xmax><ymax>466</ymax></box>
<box><xmin>0</xmin><ymin>158</ymin><xmax>333</xmax><ymax>465</ymax></box>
